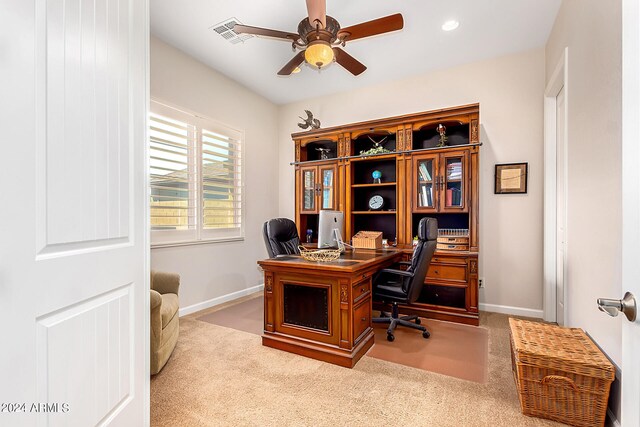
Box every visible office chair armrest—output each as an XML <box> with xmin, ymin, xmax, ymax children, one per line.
<box><xmin>379</xmin><ymin>268</ymin><xmax>415</xmax><ymax>277</ymax></box>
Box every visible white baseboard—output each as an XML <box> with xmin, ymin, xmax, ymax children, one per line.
<box><xmin>179</xmin><ymin>284</ymin><xmax>264</xmax><ymax>317</ymax></box>
<box><xmin>479</xmin><ymin>303</ymin><xmax>544</xmax><ymax>319</ymax></box>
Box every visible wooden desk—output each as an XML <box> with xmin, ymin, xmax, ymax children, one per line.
<box><xmin>258</xmin><ymin>249</ymin><xmax>402</xmax><ymax>368</ymax></box>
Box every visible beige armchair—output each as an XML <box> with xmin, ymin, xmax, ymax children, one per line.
<box><xmin>150</xmin><ymin>270</ymin><xmax>180</xmax><ymax>375</ymax></box>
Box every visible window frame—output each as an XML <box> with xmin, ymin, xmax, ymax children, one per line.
<box><xmin>150</xmin><ymin>99</ymin><xmax>245</xmax><ymax>247</ymax></box>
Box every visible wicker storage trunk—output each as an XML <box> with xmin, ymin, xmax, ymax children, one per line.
<box><xmin>509</xmin><ymin>318</ymin><xmax>615</xmax><ymax>427</ymax></box>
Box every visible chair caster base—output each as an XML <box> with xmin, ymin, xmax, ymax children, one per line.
<box><xmin>422</xmin><ymin>331</ymin><xmax>430</xmax><ymax>339</ymax></box>
<box><xmin>387</xmin><ymin>333</ymin><xmax>395</xmax><ymax>342</ymax></box>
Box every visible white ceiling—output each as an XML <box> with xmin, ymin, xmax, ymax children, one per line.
<box><xmin>150</xmin><ymin>0</ymin><xmax>561</xmax><ymax>105</ymax></box>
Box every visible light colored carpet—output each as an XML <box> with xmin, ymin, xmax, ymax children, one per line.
<box><xmin>151</xmin><ymin>304</ymin><xmax>561</xmax><ymax>426</ymax></box>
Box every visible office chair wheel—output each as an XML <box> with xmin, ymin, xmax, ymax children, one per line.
<box><xmin>422</xmin><ymin>331</ymin><xmax>430</xmax><ymax>339</ymax></box>
<box><xmin>387</xmin><ymin>333</ymin><xmax>395</xmax><ymax>342</ymax></box>
<box><xmin>415</xmin><ymin>318</ymin><xmax>421</xmax><ymax>325</ymax></box>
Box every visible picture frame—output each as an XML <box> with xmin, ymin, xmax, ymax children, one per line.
<box><xmin>495</xmin><ymin>163</ymin><xmax>528</xmax><ymax>194</ymax></box>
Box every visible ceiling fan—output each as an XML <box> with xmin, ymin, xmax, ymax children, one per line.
<box><xmin>232</xmin><ymin>0</ymin><xmax>404</xmax><ymax>76</ymax></box>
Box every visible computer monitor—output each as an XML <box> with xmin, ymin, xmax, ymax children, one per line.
<box><xmin>318</xmin><ymin>210</ymin><xmax>344</xmax><ymax>249</ymax></box>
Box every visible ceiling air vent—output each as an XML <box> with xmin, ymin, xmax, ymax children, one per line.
<box><xmin>211</xmin><ymin>18</ymin><xmax>253</xmax><ymax>45</ymax></box>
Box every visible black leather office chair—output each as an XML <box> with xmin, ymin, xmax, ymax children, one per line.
<box><xmin>262</xmin><ymin>218</ymin><xmax>301</xmax><ymax>258</ymax></box>
<box><xmin>372</xmin><ymin>217</ymin><xmax>437</xmax><ymax>341</ymax></box>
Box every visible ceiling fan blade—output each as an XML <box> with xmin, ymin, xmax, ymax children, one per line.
<box><xmin>232</xmin><ymin>24</ymin><xmax>299</xmax><ymax>42</ymax></box>
<box><xmin>338</xmin><ymin>13</ymin><xmax>404</xmax><ymax>42</ymax></box>
<box><xmin>306</xmin><ymin>0</ymin><xmax>326</xmax><ymax>28</ymax></box>
<box><xmin>277</xmin><ymin>51</ymin><xmax>306</xmax><ymax>76</ymax></box>
<box><xmin>333</xmin><ymin>48</ymin><xmax>367</xmax><ymax>76</ymax></box>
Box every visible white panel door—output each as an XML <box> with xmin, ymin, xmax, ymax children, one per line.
<box><xmin>0</xmin><ymin>0</ymin><xmax>148</xmax><ymax>426</ymax></box>
<box><xmin>556</xmin><ymin>86</ymin><xmax>566</xmax><ymax>327</ymax></box>
<box><xmin>622</xmin><ymin>0</ymin><xmax>640</xmax><ymax>425</ymax></box>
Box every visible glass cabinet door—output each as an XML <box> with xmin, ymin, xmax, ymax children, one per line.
<box><xmin>302</xmin><ymin>167</ymin><xmax>316</xmax><ymax>212</ymax></box>
<box><xmin>414</xmin><ymin>155</ymin><xmax>438</xmax><ymax>211</ymax></box>
<box><xmin>443</xmin><ymin>155</ymin><xmax>464</xmax><ymax>209</ymax></box>
<box><xmin>416</xmin><ymin>158</ymin><xmax>435</xmax><ymax>209</ymax></box>
<box><xmin>320</xmin><ymin>166</ymin><xmax>335</xmax><ymax>210</ymax></box>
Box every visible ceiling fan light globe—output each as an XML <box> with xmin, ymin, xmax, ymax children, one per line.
<box><xmin>305</xmin><ymin>41</ymin><xmax>334</xmax><ymax>69</ymax></box>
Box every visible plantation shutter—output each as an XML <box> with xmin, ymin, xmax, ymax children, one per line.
<box><xmin>150</xmin><ymin>100</ymin><xmax>244</xmax><ymax>245</ymax></box>
<box><xmin>200</xmin><ymin>129</ymin><xmax>242</xmax><ymax>232</ymax></box>
<box><xmin>149</xmin><ymin>114</ymin><xmax>196</xmax><ymax>232</ymax></box>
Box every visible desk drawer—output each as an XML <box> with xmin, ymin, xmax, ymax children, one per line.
<box><xmin>352</xmin><ymin>278</ymin><xmax>371</xmax><ymax>303</ymax></box>
<box><xmin>431</xmin><ymin>255</ymin><xmax>466</xmax><ymax>265</ymax></box>
<box><xmin>436</xmin><ymin>243</ymin><xmax>469</xmax><ymax>251</ymax></box>
<box><xmin>353</xmin><ymin>298</ymin><xmax>371</xmax><ymax>343</ymax></box>
<box><xmin>437</xmin><ymin>236</ymin><xmax>469</xmax><ymax>245</ymax></box>
<box><xmin>427</xmin><ymin>264</ymin><xmax>467</xmax><ymax>282</ymax></box>
<box><xmin>421</xmin><ymin>285</ymin><xmax>466</xmax><ymax>309</ymax></box>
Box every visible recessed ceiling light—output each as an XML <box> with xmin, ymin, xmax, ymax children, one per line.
<box><xmin>442</xmin><ymin>20</ymin><xmax>459</xmax><ymax>32</ymax></box>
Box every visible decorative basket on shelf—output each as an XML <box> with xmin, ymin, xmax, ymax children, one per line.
<box><xmin>298</xmin><ymin>246</ymin><xmax>341</xmax><ymax>262</ymax></box>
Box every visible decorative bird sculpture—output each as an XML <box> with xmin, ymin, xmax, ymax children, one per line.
<box><xmin>298</xmin><ymin>110</ymin><xmax>321</xmax><ymax>130</ymax></box>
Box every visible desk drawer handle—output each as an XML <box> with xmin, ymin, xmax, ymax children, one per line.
<box><xmin>361</xmin><ymin>287</ymin><xmax>366</xmax><ymax>293</ymax></box>
<box><xmin>361</xmin><ymin>317</ymin><xmax>367</xmax><ymax>322</ymax></box>
<box><xmin>434</xmin><ymin>270</ymin><xmax>439</xmax><ymax>274</ymax></box>
<box><xmin>362</xmin><ymin>274</ymin><xmax>368</xmax><ymax>279</ymax></box>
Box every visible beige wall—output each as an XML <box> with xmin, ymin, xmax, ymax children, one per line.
<box><xmin>546</xmin><ymin>0</ymin><xmax>622</xmax><ymax>364</ymax></box>
<box><xmin>150</xmin><ymin>36</ymin><xmax>279</xmax><ymax>311</ymax></box>
<box><xmin>278</xmin><ymin>49</ymin><xmax>546</xmax><ymax>315</ymax></box>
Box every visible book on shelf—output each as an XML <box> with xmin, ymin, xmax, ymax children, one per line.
<box><xmin>420</xmin><ymin>184</ymin><xmax>432</xmax><ymax>207</ymax></box>
<box><xmin>446</xmin><ymin>188</ymin><xmax>462</xmax><ymax>206</ymax></box>
<box><xmin>418</xmin><ymin>162</ymin><xmax>432</xmax><ymax>181</ymax></box>
<box><xmin>446</xmin><ymin>162</ymin><xmax>462</xmax><ymax>180</ymax></box>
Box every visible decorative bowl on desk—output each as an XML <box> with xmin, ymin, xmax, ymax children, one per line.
<box><xmin>298</xmin><ymin>246</ymin><xmax>341</xmax><ymax>262</ymax></box>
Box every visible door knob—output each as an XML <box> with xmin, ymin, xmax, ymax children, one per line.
<box><xmin>597</xmin><ymin>292</ymin><xmax>637</xmax><ymax>322</ymax></box>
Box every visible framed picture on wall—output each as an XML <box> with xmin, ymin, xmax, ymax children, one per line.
<box><xmin>495</xmin><ymin>163</ymin><xmax>528</xmax><ymax>194</ymax></box>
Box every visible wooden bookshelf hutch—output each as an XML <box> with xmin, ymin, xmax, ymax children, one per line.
<box><xmin>292</xmin><ymin>103</ymin><xmax>481</xmax><ymax>325</ymax></box>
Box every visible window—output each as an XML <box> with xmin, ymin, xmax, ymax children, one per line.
<box><xmin>150</xmin><ymin>101</ymin><xmax>243</xmax><ymax>245</ymax></box>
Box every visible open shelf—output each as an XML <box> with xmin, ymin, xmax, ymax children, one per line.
<box><xmin>302</xmin><ymin>140</ymin><xmax>338</xmax><ymax>161</ymax></box>
<box><xmin>352</xmin><ymin>211</ymin><xmax>397</xmax><ymax>215</ymax></box>
<box><xmin>352</xmin><ymin>158</ymin><xmax>396</xmax><ymax>186</ymax></box>
<box><xmin>412</xmin><ymin>123</ymin><xmax>469</xmax><ymax>150</ymax></box>
<box><xmin>352</xmin><ymin>133</ymin><xmax>396</xmax><ymax>156</ymax></box>
<box><xmin>352</xmin><ymin>215</ymin><xmax>396</xmax><ymax>241</ymax></box>
<box><xmin>352</xmin><ymin>186</ymin><xmax>397</xmax><ymax>211</ymax></box>
<box><xmin>351</xmin><ymin>182</ymin><xmax>396</xmax><ymax>188</ymax></box>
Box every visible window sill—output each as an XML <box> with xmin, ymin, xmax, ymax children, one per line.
<box><xmin>151</xmin><ymin>237</ymin><xmax>244</xmax><ymax>249</ymax></box>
